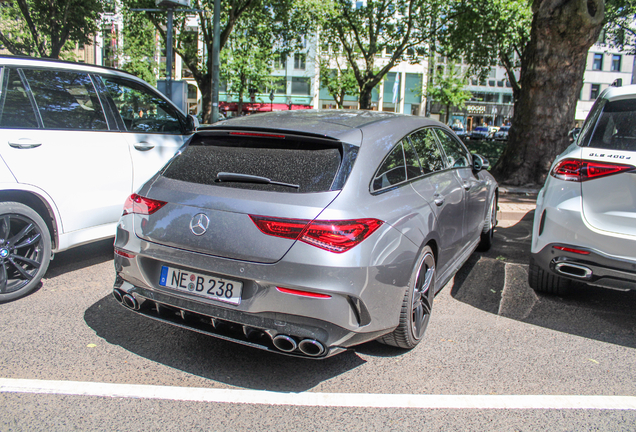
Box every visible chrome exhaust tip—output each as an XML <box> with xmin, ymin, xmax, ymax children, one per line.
<box><xmin>555</xmin><ymin>262</ymin><xmax>593</xmax><ymax>279</ymax></box>
<box><xmin>112</xmin><ymin>289</ymin><xmax>124</xmax><ymax>304</ymax></box>
<box><xmin>298</xmin><ymin>339</ymin><xmax>325</xmax><ymax>357</ymax></box>
<box><xmin>121</xmin><ymin>293</ymin><xmax>140</xmax><ymax>310</ymax></box>
<box><xmin>272</xmin><ymin>335</ymin><xmax>297</xmax><ymax>353</ymax></box>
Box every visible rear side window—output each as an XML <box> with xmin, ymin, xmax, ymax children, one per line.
<box><xmin>372</xmin><ymin>142</ymin><xmax>407</xmax><ymax>191</ymax></box>
<box><xmin>163</xmin><ymin>135</ymin><xmax>342</xmax><ymax>193</ymax></box>
<box><xmin>585</xmin><ymin>99</ymin><xmax>636</xmax><ymax>151</ymax></box>
<box><xmin>22</xmin><ymin>69</ymin><xmax>108</xmax><ymax>130</ymax></box>
<box><xmin>0</xmin><ymin>68</ymin><xmax>39</xmax><ymax>128</ymax></box>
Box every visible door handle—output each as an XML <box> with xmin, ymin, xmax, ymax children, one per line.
<box><xmin>8</xmin><ymin>139</ymin><xmax>42</xmax><ymax>149</ymax></box>
<box><xmin>134</xmin><ymin>142</ymin><xmax>155</xmax><ymax>151</ymax></box>
<box><xmin>433</xmin><ymin>194</ymin><xmax>445</xmax><ymax>206</ymax></box>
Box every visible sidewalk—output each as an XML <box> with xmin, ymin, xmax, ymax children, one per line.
<box><xmin>497</xmin><ymin>185</ymin><xmax>538</xmax><ymax>226</ymax></box>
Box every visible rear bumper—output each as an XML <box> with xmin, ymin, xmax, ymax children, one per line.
<box><xmin>113</xmin><ymin>278</ymin><xmax>389</xmax><ymax>358</ymax></box>
<box><xmin>531</xmin><ymin>244</ymin><xmax>636</xmax><ymax>291</ymax></box>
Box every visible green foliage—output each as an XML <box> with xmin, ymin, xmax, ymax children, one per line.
<box><xmin>603</xmin><ymin>0</ymin><xmax>636</xmax><ymax>53</ymax></box>
<box><xmin>318</xmin><ymin>56</ymin><xmax>359</xmax><ymax>107</ymax></box>
<box><xmin>0</xmin><ymin>0</ymin><xmax>104</xmax><ymax>58</ymax></box>
<box><xmin>426</xmin><ymin>62</ymin><xmax>472</xmax><ymax>113</ymax></box>
<box><xmin>121</xmin><ymin>12</ymin><xmax>158</xmax><ymax>85</ymax></box>
<box><xmin>122</xmin><ymin>0</ymin><xmax>316</xmax><ymax>121</ymax></box>
<box><xmin>320</xmin><ymin>0</ymin><xmax>445</xmax><ymax>108</ymax></box>
<box><xmin>439</xmin><ymin>0</ymin><xmax>531</xmax><ymax>101</ymax></box>
<box><xmin>221</xmin><ymin>12</ymin><xmax>274</xmax><ymax>112</ymax></box>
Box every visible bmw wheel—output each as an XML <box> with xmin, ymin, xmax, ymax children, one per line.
<box><xmin>0</xmin><ymin>202</ymin><xmax>52</xmax><ymax>303</ymax></box>
<box><xmin>378</xmin><ymin>245</ymin><xmax>435</xmax><ymax>349</ymax></box>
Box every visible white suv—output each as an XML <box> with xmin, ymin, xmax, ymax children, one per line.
<box><xmin>0</xmin><ymin>56</ymin><xmax>197</xmax><ymax>302</ymax></box>
<box><xmin>529</xmin><ymin>84</ymin><xmax>636</xmax><ymax>295</ymax></box>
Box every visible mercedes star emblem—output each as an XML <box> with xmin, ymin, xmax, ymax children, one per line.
<box><xmin>189</xmin><ymin>213</ymin><xmax>210</xmax><ymax>236</ymax></box>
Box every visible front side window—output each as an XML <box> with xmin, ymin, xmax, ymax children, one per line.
<box><xmin>409</xmin><ymin>129</ymin><xmax>445</xmax><ymax>174</ymax></box>
<box><xmin>102</xmin><ymin>76</ymin><xmax>184</xmax><ymax>134</ymax></box>
<box><xmin>22</xmin><ymin>69</ymin><xmax>107</xmax><ymax>130</ymax></box>
<box><xmin>0</xmin><ymin>68</ymin><xmax>39</xmax><ymax>128</ymax></box>
<box><xmin>435</xmin><ymin>129</ymin><xmax>470</xmax><ymax>168</ymax></box>
<box><xmin>372</xmin><ymin>143</ymin><xmax>406</xmax><ymax>191</ymax></box>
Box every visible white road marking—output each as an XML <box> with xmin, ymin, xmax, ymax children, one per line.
<box><xmin>1</xmin><ymin>378</ymin><xmax>635</xmax><ymax>410</ymax></box>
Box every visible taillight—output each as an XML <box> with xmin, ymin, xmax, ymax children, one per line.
<box><xmin>122</xmin><ymin>194</ymin><xmax>167</xmax><ymax>216</ymax></box>
<box><xmin>551</xmin><ymin>158</ymin><xmax>635</xmax><ymax>182</ymax></box>
<box><xmin>250</xmin><ymin>216</ymin><xmax>384</xmax><ymax>253</ymax></box>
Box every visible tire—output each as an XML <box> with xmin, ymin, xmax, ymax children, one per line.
<box><xmin>378</xmin><ymin>245</ymin><xmax>435</xmax><ymax>349</ymax></box>
<box><xmin>477</xmin><ymin>193</ymin><xmax>497</xmax><ymax>252</ymax></box>
<box><xmin>0</xmin><ymin>202</ymin><xmax>52</xmax><ymax>303</ymax></box>
<box><xmin>528</xmin><ymin>257</ymin><xmax>570</xmax><ymax>295</ymax></box>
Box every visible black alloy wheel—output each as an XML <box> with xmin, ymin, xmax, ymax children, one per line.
<box><xmin>0</xmin><ymin>202</ymin><xmax>51</xmax><ymax>303</ymax></box>
<box><xmin>378</xmin><ymin>245</ymin><xmax>436</xmax><ymax>349</ymax></box>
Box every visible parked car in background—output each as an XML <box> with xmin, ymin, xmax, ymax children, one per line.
<box><xmin>529</xmin><ymin>84</ymin><xmax>636</xmax><ymax>295</ymax></box>
<box><xmin>470</xmin><ymin>126</ymin><xmax>490</xmax><ymax>140</ymax></box>
<box><xmin>0</xmin><ymin>56</ymin><xmax>198</xmax><ymax>302</ymax></box>
<box><xmin>494</xmin><ymin>126</ymin><xmax>510</xmax><ymax>140</ymax></box>
<box><xmin>112</xmin><ymin>110</ymin><xmax>498</xmax><ymax>358</ymax></box>
<box><xmin>451</xmin><ymin>124</ymin><xmax>466</xmax><ymax>138</ymax></box>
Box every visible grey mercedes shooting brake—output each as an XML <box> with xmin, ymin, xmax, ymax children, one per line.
<box><xmin>112</xmin><ymin>110</ymin><xmax>498</xmax><ymax>358</ymax></box>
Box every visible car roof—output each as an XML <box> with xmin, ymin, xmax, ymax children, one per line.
<box><xmin>0</xmin><ymin>55</ymin><xmax>144</xmax><ymax>81</ymax></box>
<box><xmin>203</xmin><ymin>109</ymin><xmax>449</xmax><ymax>142</ymax></box>
<box><xmin>600</xmin><ymin>84</ymin><xmax>636</xmax><ymax>102</ymax></box>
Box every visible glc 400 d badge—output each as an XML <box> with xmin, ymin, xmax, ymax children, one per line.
<box><xmin>190</xmin><ymin>213</ymin><xmax>210</xmax><ymax>236</ymax></box>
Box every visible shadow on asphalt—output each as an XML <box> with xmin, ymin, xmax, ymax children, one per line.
<box><xmin>45</xmin><ymin>238</ymin><xmax>114</xmax><ymax>279</ymax></box>
<box><xmin>451</xmin><ymin>211</ymin><xmax>636</xmax><ymax>349</ymax></box>
<box><xmin>84</xmin><ymin>294</ymin><xmax>365</xmax><ymax>392</ymax></box>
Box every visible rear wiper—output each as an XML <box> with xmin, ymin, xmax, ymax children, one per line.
<box><xmin>215</xmin><ymin>172</ymin><xmax>299</xmax><ymax>189</ymax></box>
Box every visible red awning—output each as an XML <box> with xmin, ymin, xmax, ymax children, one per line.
<box><xmin>219</xmin><ymin>102</ymin><xmax>313</xmax><ymax>112</ymax></box>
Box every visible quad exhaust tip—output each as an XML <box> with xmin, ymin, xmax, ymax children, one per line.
<box><xmin>272</xmin><ymin>335</ymin><xmax>297</xmax><ymax>353</ymax></box>
<box><xmin>112</xmin><ymin>289</ymin><xmax>124</xmax><ymax>304</ymax></box>
<box><xmin>121</xmin><ymin>293</ymin><xmax>140</xmax><ymax>310</ymax></box>
<box><xmin>298</xmin><ymin>339</ymin><xmax>325</xmax><ymax>357</ymax></box>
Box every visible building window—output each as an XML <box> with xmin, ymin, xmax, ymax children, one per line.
<box><xmin>611</xmin><ymin>54</ymin><xmax>622</xmax><ymax>72</ymax></box>
<box><xmin>294</xmin><ymin>53</ymin><xmax>306</xmax><ymax>70</ymax></box>
<box><xmin>590</xmin><ymin>84</ymin><xmax>600</xmax><ymax>99</ymax></box>
<box><xmin>592</xmin><ymin>53</ymin><xmax>603</xmax><ymax>71</ymax></box>
<box><xmin>503</xmin><ymin>94</ymin><xmax>513</xmax><ymax>104</ymax></box>
<box><xmin>497</xmin><ymin>80</ymin><xmax>505</xmax><ymax>87</ymax></box>
<box><xmin>274</xmin><ymin>54</ymin><xmax>286</xmax><ymax>70</ymax></box>
<box><xmin>291</xmin><ymin>77</ymin><xmax>310</xmax><ymax>95</ymax></box>
<box><xmin>488</xmin><ymin>80</ymin><xmax>495</xmax><ymax>87</ymax></box>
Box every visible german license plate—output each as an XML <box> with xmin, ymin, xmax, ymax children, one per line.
<box><xmin>159</xmin><ymin>265</ymin><xmax>242</xmax><ymax>305</ymax></box>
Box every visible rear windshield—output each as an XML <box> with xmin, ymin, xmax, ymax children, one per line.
<box><xmin>162</xmin><ymin>134</ymin><xmax>343</xmax><ymax>193</ymax></box>
<box><xmin>585</xmin><ymin>99</ymin><xmax>636</xmax><ymax>151</ymax></box>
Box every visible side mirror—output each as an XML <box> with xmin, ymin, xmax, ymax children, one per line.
<box><xmin>472</xmin><ymin>154</ymin><xmax>490</xmax><ymax>172</ymax></box>
<box><xmin>186</xmin><ymin>114</ymin><xmax>200</xmax><ymax>134</ymax></box>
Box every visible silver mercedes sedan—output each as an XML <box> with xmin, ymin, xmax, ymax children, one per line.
<box><xmin>112</xmin><ymin>110</ymin><xmax>498</xmax><ymax>358</ymax></box>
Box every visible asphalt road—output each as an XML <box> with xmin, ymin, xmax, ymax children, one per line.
<box><xmin>1</xmin><ymin>194</ymin><xmax>635</xmax><ymax>431</ymax></box>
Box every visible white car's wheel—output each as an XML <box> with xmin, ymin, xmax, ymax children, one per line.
<box><xmin>0</xmin><ymin>202</ymin><xmax>51</xmax><ymax>303</ymax></box>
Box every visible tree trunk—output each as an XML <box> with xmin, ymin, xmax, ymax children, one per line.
<box><xmin>359</xmin><ymin>85</ymin><xmax>373</xmax><ymax>110</ymax></box>
<box><xmin>198</xmin><ymin>78</ymin><xmax>212</xmax><ymax>123</ymax></box>
<box><xmin>492</xmin><ymin>0</ymin><xmax>604</xmax><ymax>186</ymax></box>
